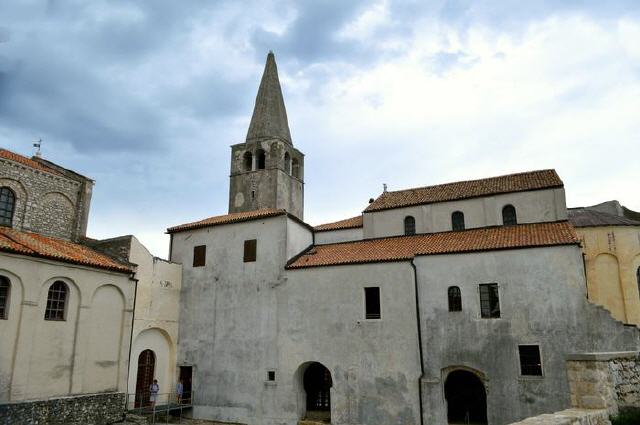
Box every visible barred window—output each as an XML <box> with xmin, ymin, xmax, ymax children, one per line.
<box><xmin>518</xmin><ymin>345</ymin><xmax>543</xmax><ymax>376</ymax></box>
<box><xmin>0</xmin><ymin>276</ymin><xmax>9</xmax><ymax>319</ymax></box>
<box><xmin>44</xmin><ymin>281</ymin><xmax>68</xmax><ymax>321</ymax></box>
<box><xmin>0</xmin><ymin>187</ymin><xmax>15</xmax><ymax>227</ymax></box>
<box><xmin>451</xmin><ymin>211</ymin><xmax>465</xmax><ymax>231</ymax></box>
<box><xmin>479</xmin><ymin>283</ymin><xmax>500</xmax><ymax>318</ymax></box>
<box><xmin>448</xmin><ymin>286</ymin><xmax>462</xmax><ymax>312</ymax></box>
<box><xmin>404</xmin><ymin>216</ymin><xmax>416</xmax><ymax>235</ymax></box>
<box><xmin>502</xmin><ymin>205</ymin><xmax>517</xmax><ymax>226</ymax></box>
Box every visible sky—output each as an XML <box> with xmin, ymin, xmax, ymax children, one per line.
<box><xmin>0</xmin><ymin>0</ymin><xmax>639</xmax><ymax>258</ymax></box>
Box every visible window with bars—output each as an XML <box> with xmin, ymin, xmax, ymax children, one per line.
<box><xmin>0</xmin><ymin>276</ymin><xmax>9</xmax><ymax>320</ymax></box>
<box><xmin>451</xmin><ymin>211</ymin><xmax>465</xmax><ymax>231</ymax></box>
<box><xmin>404</xmin><ymin>216</ymin><xmax>416</xmax><ymax>235</ymax></box>
<box><xmin>448</xmin><ymin>286</ymin><xmax>462</xmax><ymax>312</ymax></box>
<box><xmin>502</xmin><ymin>205</ymin><xmax>517</xmax><ymax>226</ymax></box>
<box><xmin>0</xmin><ymin>187</ymin><xmax>15</xmax><ymax>227</ymax></box>
<box><xmin>193</xmin><ymin>245</ymin><xmax>206</xmax><ymax>267</ymax></box>
<box><xmin>244</xmin><ymin>239</ymin><xmax>257</xmax><ymax>262</ymax></box>
<box><xmin>364</xmin><ymin>287</ymin><xmax>381</xmax><ymax>319</ymax></box>
<box><xmin>518</xmin><ymin>345</ymin><xmax>543</xmax><ymax>376</ymax></box>
<box><xmin>479</xmin><ymin>283</ymin><xmax>500</xmax><ymax>318</ymax></box>
<box><xmin>45</xmin><ymin>281</ymin><xmax>68</xmax><ymax>321</ymax></box>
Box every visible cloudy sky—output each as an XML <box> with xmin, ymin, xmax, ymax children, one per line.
<box><xmin>1</xmin><ymin>1</ymin><xmax>639</xmax><ymax>257</ymax></box>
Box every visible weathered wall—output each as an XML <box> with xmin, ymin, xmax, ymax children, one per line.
<box><xmin>575</xmin><ymin>226</ymin><xmax>640</xmax><ymax>325</ymax></box>
<box><xmin>0</xmin><ymin>391</ymin><xmax>125</xmax><ymax>425</ymax></box>
<box><xmin>0</xmin><ymin>253</ymin><xmax>134</xmax><ymax>402</ymax></box>
<box><xmin>363</xmin><ymin>188</ymin><xmax>567</xmax><ymax>238</ymax></box>
<box><xmin>0</xmin><ymin>155</ymin><xmax>93</xmax><ymax>241</ymax></box>
<box><xmin>315</xmin><ymin>227</ymin><xmax>363</xmax><ymax>245</ymax></box>
<box><xmin>415</xmin><ymin>246</ymin><xmax>639</xmax><ymax>425</ymax></box>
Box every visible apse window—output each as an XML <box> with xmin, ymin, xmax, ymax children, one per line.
<box><xmin>479</xmin><ymin>283</ymin><xmax>500</xmax><ymax>318</ymax></box>
<box><xmin>193</xmin><ymin>245</ymin><xmax>206</xmax><ymax>267</ymax></box>
<box><xmin>518</xmin><ymin>345</ymin><xmax>543</xmax><ymax>376</ymax></box>
<box><xmin>244</xmin><ymin>239</ymin><xmax>257</xmax><ymax>262</ymax></box>
<box><xmin>364</xmin><ymin>287</ymin><xmax>381</xmax><ymax>319</ymax></box>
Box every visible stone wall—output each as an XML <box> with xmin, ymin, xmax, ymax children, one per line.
<box><xmin>0</xmin><ymin>392</ymin><xmax>125</xmax><ymax>425</ymax></box>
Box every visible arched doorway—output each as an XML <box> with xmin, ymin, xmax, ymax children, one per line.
<box><xmin>135</xmin><ymin>349</ymin><xmax>156</xmax><ymax>407</ymax></box>
<box><xmin>444</xmin><ymin>369</ymin><xmax>487</xmax><ymax>424</ymax></box>
<box><xmin>303</xmin><ymin>362</ymin><xmax>332</xmax><ymax>422</ymax></box>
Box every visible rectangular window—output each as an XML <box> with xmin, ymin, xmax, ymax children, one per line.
<box><xmin>519</xmin><ymin>345</ymin><xmax>543</xmax><ymax>376</ymax></box>
<box><xmin>364</xmin><ymin>287</ymin><xmax>381</xmax><ymax>319</ymax></box>
<box><xmin>479</xmin><ymin>283</ymin><xmax>500</xmax><ymax>318</ymax></box>
<box><xmin>267</xmin><ymin>370</ymin><xmax>276</xmax><ymax>381</ymax></box>
<box><xmin>193</xmin><ymin>245</ymin><xmax>206</xmax><ymax>267</ymax></box>
<box><xmin>244</xmin><ymin>239</ymin><xmax>257</xmax><ymax>262</ymax></box>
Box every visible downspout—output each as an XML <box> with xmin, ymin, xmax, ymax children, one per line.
<box><xmin>411</xmin><ymin>259</ymin><xmax>425</xmax><ymax>425</ymax></box>
<box><xmin>124</xmin><ymin>273</ymin><xmax>139</xmax><ymax>417</ymax></box>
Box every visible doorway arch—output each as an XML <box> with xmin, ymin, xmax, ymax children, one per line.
<box><xmin>135</xmin><ymin>349</ymin><xmax>156</xmax><ymax>407</ymax></box>
<box><xmin>444</xmin><ymin>369</ymin><xmax>487</xmax><ymax>424</ymax></box>
<box><xmin>298</xmin><ymin>362</ymin><xmax>333</xmax><ymax>422</ymax></box>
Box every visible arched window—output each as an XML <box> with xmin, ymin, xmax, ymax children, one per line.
<box><xmin>292</xmin><ymin>158</ymin><xmax>300</xmax><ymax>178</ymax></box>
<box><xmin>44</xmin><ymin>280</ymin><xmax>68</xmax><ymax>321</ymax></box>
<box><xmin>284</xmin><ymin>152</ymin><xmax>291</xmax><ymax>175</ymax></box>
<box><xmin>452</xmin><ymin>211</ymin><xmax>465</xmax><ymax>231</ymax></box>
<box><xmin>502</xmin><ymin>205</ymin><xmax>517</xmax><ymax>226</ymax></box>
<box><xmin>404</xmin><ymin>216</ymin><xmax>416</xmax><ymax>235</ymax></box>
<box><xmin>257</xmin><ymin>149</ymin><xmax>266</xmax><ymax>169</ymax></box>
<box><xmin>448</xmin><ymin>286</ymin><xmax>462</xmax><ymax>312</ymax></box>
<box><xmin>243</xmin><ymin>151</ymin><xmax>253</xmax><ymax>172</ymax></box>
<box><xmin>0</xmin><ymin>276</ymin><xmax>9</xmax><ymax>319</ymax></box>
<box><xmin>0</xmin><ymin>187</ymin><xmax>15</xmax><ymax>227</ymax></box>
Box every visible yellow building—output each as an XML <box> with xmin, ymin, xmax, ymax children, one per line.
<box><xmin>569</xmin><ymin>201</ymin><xmax>640</xmax><ymax>326</ymax></box>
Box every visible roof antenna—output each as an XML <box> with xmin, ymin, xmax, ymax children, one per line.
<box><xmin>383</xmin><ymin>183</ymin><xmax>388</xmax><ymax>193</ymax></box>
<box><xmin>33</xmin><ymin>138</ymin><xmax>42</xmax><ymax>158</ymax></box>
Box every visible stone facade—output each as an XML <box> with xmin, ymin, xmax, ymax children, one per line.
<box><xmin>0</xmin><ymin>154</ymin><xmax>93</xmax><ymax>241</ymax></box>
<box><xmin>0</xmin><ymin>391</ymin><xmax>125</xmax><ymax>425</ymax></box>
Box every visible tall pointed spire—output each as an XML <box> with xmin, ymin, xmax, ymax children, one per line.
<box><xmin>246</xmin><ymin>51</ymin><xmax>292</xmax><ymax>145</ymax></box>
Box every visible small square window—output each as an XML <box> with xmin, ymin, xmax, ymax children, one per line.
<box><xmin>267</xmin><ymin>370</ymin><xmax>276</xmax><ymax>381</ymax></box>
<box><xmin>244</xmin><ymin>239</ymin><xmax>257</xmax><ymax>262</ymax></box>
<box><xmin>193</xmin><ymin>245</ymin><xmax>206</xmax><ymax>267</ymax></box>
<box><xmin>479</xmin><ymin>283</ymin><xmax>500</xmax><ymax>318</ymax></box>
<box><xmin>519</xmin><ymin>345</ymin><xmax>543</xmax><ymax>376</ymax></box>
<box><xmin>364</xmin><ymin>287</ymin><xmax>381</xmax><ymax>319</ymax></box>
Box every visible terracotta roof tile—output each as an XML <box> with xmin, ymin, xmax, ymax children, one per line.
<box><xmin>288</xmin><ymin>221</ymin><xmax>578</xmax><ymax>269</ymax></box>
<box><xmin>0</xmin><ymin>227</ymin><xmax>133</xmax><ymax>273</ymax></box>
<box><xmin>167</xmin><ymin>208</ymin><xmax>287</xmax><ymax>233</ymax></box>
<box><xmin>568</xmin><ymin>209</ymin><xmax>640</xmax><ymax>227</ymax></box>
<box><xmin>314</xmin><ymin>215</ymin><xmax>363</xmax><ymax>231</ymax></box>
<box><xmin>0</xmin><ymin>148</ymin><xmax>63</xmax><ymax>176</ymax></box>
<box><xmin>365</xmin><ymin>169</ymin><xmax>563</xmax><ymax>212</ymax></box>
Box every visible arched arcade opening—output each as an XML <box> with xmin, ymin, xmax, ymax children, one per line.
<box><xmin>444</xmin><ymin>369</ymin><xmax>487</xmax><ymax>424</ymax></box>
<box><xmin>296</xmin><ymin>362</ymin><xmax>333</xmax><ymax>422</ymax></box>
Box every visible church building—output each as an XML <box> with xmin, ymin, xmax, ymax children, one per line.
<box><xmin>168</xmin><ymin>52</ymin><xmax>640</xmax><ymax>425</ymax></box>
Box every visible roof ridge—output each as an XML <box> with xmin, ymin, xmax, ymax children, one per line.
<box><xmin>0</xmin><ymin>147</ymin><xmax>64</xmax><ymax>176</ymax></box>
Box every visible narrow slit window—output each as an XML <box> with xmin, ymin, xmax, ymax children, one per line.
<box><xmin>451</xmin><ymin>211</ymin><xmax>465</xmax><ymax>231</ymax></box>
<box><xmin>193</xmin><ymin>245</ymin><xmax>206</xmax><ymax>267</ymax></box>
<box><xmin>404</xmin><ymin>216</ymin><xmax>416</xmax><ymax>235</ymax></box>
<box><xmin>0</xmin><ymin>187</ymin><xmax>15</xmax><ymax>227</ymax></box>
<box><xmin>244</xmin><ymin>239</ymin><xmax>257</xmax><ymax>262</ymax></box>
<box><xmin>479</xmin><ymin>283</ymin><xmax>500</xmax><ymax>318</ymax></box>
<box><xmin>44</xmin><ymin>281</ymin><xmax>68</xmax><ymax>321</ymax></box>
<box><xmin>364</xmin><ymin>287</ymin><xmax>381</xmax><ymax>319</ymax></box>
<box><xmin>502</xmin><ymin>205</ymin><xmax>517</xmax><ymax>226</ymax></box>
<box><xmin>518</xmin><ymin>345</ymin><xmax>543</xmax><ymax>376</ymax></box>
<box><xmin>0</xmin><ymin>276</ymin><xmax>9</xmax><ymax>319</ymax></box>
<box><xmin>448</xmin><ymin>286</ymin><xmax>462</xmax><ymax>312</ymax></box>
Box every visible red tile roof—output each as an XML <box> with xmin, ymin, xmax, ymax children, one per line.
<box><xmin>288</xmin><ymin>221</ymin><xmax>579</xmax><ymax>269</ymax></box>
<box><xmin>314</xmin><ymin>215</ymin><xmax>363</xmax><ymax>232</ymax></box>
<box><xmin>167</xmin><ymin>208</ymin><xmax>287</xmax><ymax>233</ymax></box>
<box><xmin>0</xmin><ymin>226</ymin><xmax>133</xmax><ymax>273</ymax></box>
<box><xmin>0</xmin><ymin>148</ymin><xmax>63</xmax><ymax>176</ymax></box>
<box><xmin>365</xmin><ymin>169</ymin><xmax>563</xmax><ymax>212</ymax></box>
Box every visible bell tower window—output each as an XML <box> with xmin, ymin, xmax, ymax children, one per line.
<box><xmin>284</xmin><ymin>152</ymin><xmax>291</xmax><ymax>174</ymax></box>
<box><xmin>257</xmin><ymin>149</ymin><xmax>266</xmax><ymax>169</ymax></box>
<box><xmin>243</xmin><ymin>152</ymin><xmax>253</xmax><ymax>172</ymax></box>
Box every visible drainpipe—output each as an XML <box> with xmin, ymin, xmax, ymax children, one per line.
<box><xmin>410</xmin><ymin>259</ymin><xmax>425</xmax><ymax>425</ymax></box>
<box><xmin>124</xmin><ymin>273</ymin><xmax>139</xmax><ymax>416</ymax></box>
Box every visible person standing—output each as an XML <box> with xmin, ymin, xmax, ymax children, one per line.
<box><xmin>176</xmin><ymin>379</ymin><xmax>184</xmax><ymax>404</ymax></box>
<box><xmin>149</xmin><ymin>379</ymin><xmax>160</xmax><ymax>409</ymax></box>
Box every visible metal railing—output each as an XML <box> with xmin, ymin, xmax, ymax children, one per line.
<box><xmin>125</xmin><ymin>391</ymin><xmax>193</xmax><ymax>424</ymax></box>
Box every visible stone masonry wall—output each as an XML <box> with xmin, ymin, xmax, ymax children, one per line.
<box><xmin>0</xmin><ymin>392</ymin><xmax>125</xmax><ymax>425</ymax></box>
<box><xmin>0</xmin><ymin>156</ymin><xmax>90</xmax><ymax>241</ymax></box>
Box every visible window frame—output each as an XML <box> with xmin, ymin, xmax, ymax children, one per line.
<box><xmin>0</xmin><ymin>276</ymin><xmax>10</xmax><ymax>320</ymax></box>
<box><xmin>244</xmin><ymin>239</ymin><xmax>257</xmax><ymax>263</ymax></box>
<box><xmin>479</xmin><ymin>283</ymin><xmax>501</xmax><ymax>319</ymax></box>
<box><xmin>364</xmin><ymin>286</ymin><xmax>382</xmax><ymax>320</ymax></box>
<box><xmin>0</xmin><ymin>187</ymin><xmax>16</xmax><ymax>227</ymax></box>
<box><xmin>44</xmin><ymin>280</ymin><xmax>69</xmax><ymax>321</ymax></box>
<box><xmin>518</xmin><ymin>344</ymin><xmax>544</xmax><ymax>377</ymax></box>
<box><xmin>404</xmin><ymin>216</ymin><xmax>416</xmax><ymax>236</ymax></box>
<box><xmin>193</xmin><ymin>245</ymin><xmax>206</xmax><ymax>267</ymax></box>
<box><xmin>502</xmin><ymin>204</ymin><xmax>517</xmax><ymax>226</ymax></box>
<box><xmin>451</xmin><ymin>211</ymin><xmax>465</xmax><ymax>231</ymax></box>
<box><xmin>448</xmin><ymin>286</ymin><xmax>462</xmax><ymax>312</ymax></box>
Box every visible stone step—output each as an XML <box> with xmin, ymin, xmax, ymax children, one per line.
<box><xmin>299</xmin><ymin>421</ymin><xmax>328</xmax><ymax>425</ymax></box>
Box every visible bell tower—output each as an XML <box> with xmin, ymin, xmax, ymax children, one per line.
<box><xmin>228</xmin><ymin>52</ymin><xmax>305</xmax><ymax>219</ymax></box>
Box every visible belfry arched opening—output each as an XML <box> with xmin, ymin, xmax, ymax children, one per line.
<box><xmin>303</xmin><ymin>362</ymin><xmax>332</xmax><ymax>422</ymax></box>
<box><xmin>444</xmin><ymin>369</ymin><xmax>488</xmax><ymax>424</ymax></box>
